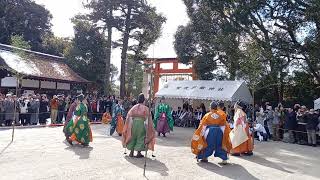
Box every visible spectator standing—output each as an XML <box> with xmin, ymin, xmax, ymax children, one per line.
<box><xmin>3</xmin><ymin>94</ymin><xmax>14</xmax><ymax>126</ymax></box>
<box><xmin>64</xmin><ymin>96</ymin><xmax>71</xmax><ymax>121</ymax></box>
<box><xmin>57</xmin><ymin>95</ymin><xmax>66</xmax><ymax>124</ymax></box>
<box><xmin>91</xmin><ymin>98</ymin><xmax>98</xmax><ymax>121</ymax></box>
<box><xmin>285</xmin><ymin>108</ymin><xmax>297</xmax><ymax>143</ymax></box>
<box><xmin>272</xmin><ymin>107</ymin><xmax>281</xmax><ymax>141</ymax></box>
<box><xmin>12</xmin><ymin>95</ymin><xmax>20</xmax><ymax>125</ymax></box>
<box><xmin>19</xmin><ymin>97</ymin><xmax>29</xmax><ymax>126</ymax></box>
<box><xmin>50</xmin><ymin>95</ymin><xmax>59</xmax><ymax>124</ymax></box>
<box><xmin>105</xmin><ymin>96</ymin><xmax>113</xmax><ymax>114</ymax></box>
<box><xmin>0</xmin><ymin>95</ymin><xmax>4</xmax><ymax>126</ymax></box>
<box><xmin>264</xmin><ymin>106</ymin><xmax>274</xmax><ymax>140</ymax></box>
<box><xmin>29</xmin><ymin>95</ymin><xmax>40</xmax><ymax>125</ymax></box>
<box><xmin>306</xmin><ymin>109</ymin><xmax>319</xmax><ymax>147</ymax></box>
<box><xmin>98</xmin><ymin>97</ymin><xmax>105</xmax><ymax>120</ymax></box>
<box><xmin>39</xmin><ymin>95</ymin><xmax>49</xmax><ymax>125</ymax></box>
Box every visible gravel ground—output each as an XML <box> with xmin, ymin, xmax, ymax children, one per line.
<box><xmin>0</xmin><ymin>125</ymin><xmax>319</xmax><ymax>180</ymax></box>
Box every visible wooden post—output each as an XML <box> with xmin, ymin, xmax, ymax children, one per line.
<box><xmin>12</xmin><ymin>76</ymin><xmax>20</xmax><ymax>142</ymax></box>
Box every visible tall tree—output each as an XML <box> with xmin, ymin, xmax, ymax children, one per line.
<box><xmin>116</xmin><ymin>0</ymin><xmax>166</xmax><ymax>98</ymax></box>
<box><xmin>85</xmin><ymin>0</ymin><xmax>121</xmax><ymax>95</ymax></box>
<box><xmin>0</xmin><ymin>0</ymin><xmax>52</xmax><ymax>51</ymax></box>
<box><xmin>125</xmin><ymin>4</ymin><xmax>166</xmax><ymax>96</ymax></box>
<box><xmin>65</xmin><ymin>15</ymin><xmax>118</xmax><ymax>93</ymax></box>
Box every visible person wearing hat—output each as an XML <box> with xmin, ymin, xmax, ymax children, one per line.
<box><xmin>191</xmin><ymin>101</ymin><xmax>232</xmax><ymax>164</ymax></box>
<box><xmin>65</xmin><ymin>94</ymin><xmax>93</xmax><ymax>147</ymax></box>
<box><xmin>109</xmin><ymin>98</ymin><xmax>125</xmax><ymax>136</ymax></box>
<box><xmin>306</xmin><ymin>109</ymin><xmax>319</xmax><ymax>147</ymax></box>
<box><xmin>154</xmin><ymin>96</ymin><xmax>174</xmax><ymax>137</ymax></box>
<box><xmin>122</xmin><ymin>93</ymin><xmax>156</xmax><ymax>158</ymax></box>
<box><xmin>230</xmin><ymin>100</ymin><xmax>254</xmax><ymax>156</ymax></box>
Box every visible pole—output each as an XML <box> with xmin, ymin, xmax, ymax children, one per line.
<box><xmin>12</xmin><ymin>76</ymin><xmax>19</xmax><ymax>142</ymax></box>
<box><xmin>143</xmin><ymin>58</ymin><xmax>156</xmax><ymax>177</ymax></box>
<box><xmin>252</xmin><ymin>88</ymin><xmax>255</xmax><ymax>145</ymax></box>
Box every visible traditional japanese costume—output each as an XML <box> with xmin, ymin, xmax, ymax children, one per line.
<box><xmin>191</xmin><ymin>109</ymin><xmax>232</xmax><ymax>161</ymax></box>
<box><xmin>154</xmin><ymin>103</ymin><xmax>174</xmax><ymax>134</ymax></box>
<box><xmin>230</xmin><ymin>108</ymin><xmax>254</xmax><ymax>154</ymax></box>
<box><xmin>66</xmin><ymin>102</ymin><xmax>93</xmax><ymax>145</ymax></box>
<box><xmin>110</xmin><ymin>104</ymin><xmax>125</xmax><ymax>136</ymax></box>
<box><xmin>122</xmin><ymin>104</ymin><xmax>155</xmax><ymax>152</ymax></box>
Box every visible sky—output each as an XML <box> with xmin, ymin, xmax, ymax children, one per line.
<box><xmin>34</xmin><ymin>0</ymin><xmax>189</xmax><ymax>69</ymax></box>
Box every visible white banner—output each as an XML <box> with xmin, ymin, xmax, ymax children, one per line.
<box><xmin>57</xmin><ymin>82</ymin><xmax>70</xmax><ymax>90</ymax></box>
<box><xmin>1</xmin><ymin>77</ymin><xmax>17</xmax><ymax>87</ymax></box>
<box><xmin>41</xmin><ymin>81</ymin><xmax>56</xmax><ymax>89</ymax></box>
<box><xmin>21</xmin><ymin>79</ymin><xmax>39</xmax><ymax>88</ymax></box>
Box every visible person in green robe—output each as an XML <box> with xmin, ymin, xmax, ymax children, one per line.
<box><xmin>66</xmin><ymin>94</ymin><xmax>93</xmax><ymax>147</ymax></box>
<box><xmin>154</xmin><ymin>96</ymin><xmax>174</xmax><ymax>137</ymax></box>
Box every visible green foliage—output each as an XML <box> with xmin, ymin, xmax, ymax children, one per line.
<box><xmin>0</xmin><ymin>0</ymin><xmax>52</xmax><ymax>51</ymax></box>
<box><xmin>41</xmin><ymin>34</ymin><xmax>70</xmax><ymax>56</ymax></box>
<box><xmin>239</xmin><ymin>41</ymin><xmax>264</xmax><ymax>89</ymax></box>
<box><xmin>10</xmin><ymin>35</ymin><xmax>31</xmax><ymax>50</ymax></box>
<box><xmin>65</xmin><ymin>15</ymin><xmax>118</xmax><ymax>93</ymax></box>
<box><xmin>126</xmin><ymin>55</ymin><xmax>143</xmax><ymax>97</ymax></box>
<box><xmin>285</xmin><ymin>71</ymin><xmax>320</xmax><ymax>107</ymax></box>
<box><xmin>87</xmin><ymin>0</ymin><xmax>166</xmax><ymax>97</ymax></box>
<box><xmin>176</xmin><ymin>0</ymin><xmax>320</xmax><ymax>104</ymax></box>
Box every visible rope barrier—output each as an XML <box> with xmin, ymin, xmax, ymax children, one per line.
<box><xmin>0</xmin><ymin>111</ymin><xmax>115</xmax><ymax>115</ymax></box>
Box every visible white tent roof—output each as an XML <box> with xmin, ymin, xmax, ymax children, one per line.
<box><xmin>155</xmin><ymin>80</ymin><xmax>253</xmax><ymax>103</ymax></box>
<box><xmin>314</xmin><ymin>98</ymin><xmax>320</xmax><ymax>110</ymax></box>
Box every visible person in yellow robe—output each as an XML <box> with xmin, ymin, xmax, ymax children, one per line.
<box><xmin>191</xmin><ymin>101</ymin><xmax>232</xmax><ymax>164</ymax></box>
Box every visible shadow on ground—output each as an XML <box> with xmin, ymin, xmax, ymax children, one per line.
<box><xmin>241</xmin><ymin>155</ymin><xmax>293</xmax><ymax>174</ymax></box>
<box><xmin>0</xmin><ymin>141</ymin><xmax>12</xmax><ymax>156</ymax></box>
<box><xmin>64</xmin><ymin>141</ymin><xmax>93</xmax><ymax>159</ymax></box>
<box><xmin>198</xmin><ymin>162</ymin><xmax>259</xmax><ymax>180</ymax></box>
<box><xmin>124</xmin><ymin>156</ymin><xmax>169</xmax><ymax>177</ymax></box>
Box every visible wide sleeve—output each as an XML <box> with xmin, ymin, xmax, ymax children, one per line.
<box><xmin>166</xmin><ymin>105</ymin><xmax>174</xmax><ymax>131</ymax></box>
<box><xmin>191</xmin><ymin>114</ymin><xmax>208</xmax><ymax>155</ymax></box>
<box><xmin>153</xmin><ymin>104</ymin><xmax>160</xmax><ymax>128</ymax></box>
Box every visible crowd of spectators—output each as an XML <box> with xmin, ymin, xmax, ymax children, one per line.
<box><xmin>0</xmin><ymin>93</ymin><xmax>137</xmax><ymax>127</ymax></box>
<box><xmin>171</xmin><ymin>101</ymin><xmax>320</xmax><ymax>147</ymax></box>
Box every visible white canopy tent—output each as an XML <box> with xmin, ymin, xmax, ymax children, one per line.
<box><xmin>155</xmin><ymin>80</ymin><xmax>253</xmax><ymax>110</ymax></box>
<box><xmin>314</xmin><ymin>98</ymin><xmax>320</xmax><ymax>110</ymax></box>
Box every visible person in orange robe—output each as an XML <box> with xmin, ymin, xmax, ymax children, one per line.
<box><xmin>230</xmin><ymin>100</ymin><xmax>254</xmax><ymax>156</ymax></box>
<box><xmin>191</xmin><ymin>101</ymin><xmax>232</xmax><ymax>164</ymax></box>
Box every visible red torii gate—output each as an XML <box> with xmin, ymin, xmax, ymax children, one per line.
<box><xmin>144</xmin><ymin>58</ymin><xmax>197</xmax><ymax>95</ymax></box>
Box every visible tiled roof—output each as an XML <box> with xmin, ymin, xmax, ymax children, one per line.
<box><xmin>0</xmin><ymin>44</ymin><xmax>89</xmax><ymax>83</ymax></box>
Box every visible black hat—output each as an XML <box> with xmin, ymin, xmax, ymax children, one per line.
<box><xmin>210</xmin><ymin>101</ymin><xmax>218</xmax><ymax>109</ymax></box>
<box><xmin>77</xmin><ymin>94</ymin><xmax>85</xmax><ymax>101</ymax></box>
<box><xmin>236</xmin><ymin>100</ymin><xmax>246</xmax><ymax>110</ymax></box>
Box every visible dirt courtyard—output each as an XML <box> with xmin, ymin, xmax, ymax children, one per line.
<box><xmin>0</xmin><ymin>125</ymin><xmax>319</xmax><ymax>180</ymax></box>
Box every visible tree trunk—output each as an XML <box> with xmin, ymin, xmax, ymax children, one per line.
<box><xmin>120</xmin><ymin>3</ymin><xmax>132</xmax><ymax>98</ymax></box>
<box><xmin>105</xmin><ymin>8</ymin><xmax>113</xmax><ymax>96</ymax></box>
<box><xmin>127</xmin><ymin>60</ymin><xmax>137</xmax><ymax>97</ymax></box>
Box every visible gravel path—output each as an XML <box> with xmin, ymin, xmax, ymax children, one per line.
<box><xmin>0</xmin><ymin>125</ymin><xmax>319</xmax><ymax>180</ymax></box>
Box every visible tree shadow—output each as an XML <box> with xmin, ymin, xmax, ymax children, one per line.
<box><xmin>64</xmin><ymin>141</ymin><xmax>93</xmax><ymax>159</ymax></box>
<box><xmin>124</xmin><ymin>156</ymin><xmax>169</xmax><ymax>177</ymax></box>
<box><xmin>197</xmin><ymin>162</ymin><xmax>259</xmax><ymax>180</ymax></box>
<box><xmin>240</xmin><ymin>155</ymin><xmax>293</xmax><ymax>174</ymax></box>
<box><xmin>0</xmin><ymin>141</ymin><xmax>13</xmax><ymax>156</ymax></box>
